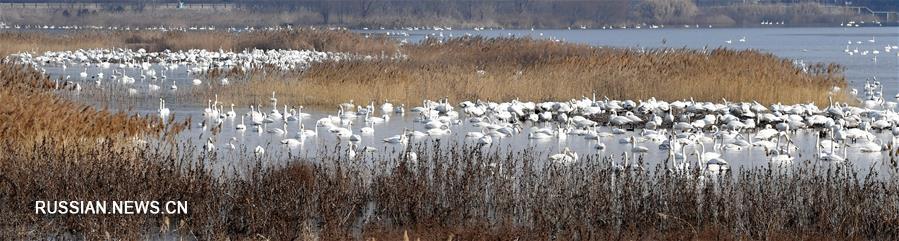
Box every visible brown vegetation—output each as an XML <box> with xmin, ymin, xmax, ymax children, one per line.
<box><xmin>0</xmin><ymin>61</ymin><xmax>164</xmax><ymax>147</ymax></box>
<box><xmin>0</xmin><ymin>1</ymin><xmax>878</xmax><ymax>28</ymax></box>
<box><xmin>212</xmin><ymin>37</ymin><xmax>847</xmax><ymax>108</ymax></box>
<box><xmin>0</xmin><ymin>30</ymin><xmax>847</xmax><ymax>108</ymax></box>
<box><xmin>1</xmin><ymin>140</ymin><xmax>897</xmax><ymax>240</ymax></box>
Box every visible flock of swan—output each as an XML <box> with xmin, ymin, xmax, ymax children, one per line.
<box><xmin>9</xmin><ymin>27</ymin><xmax>895</xmax><ymax>175</ymax></box>
<box><xmin>168</xmin><ymin>75</ymin><xmax>898</xmax><ymax>174</ymax></box>
<box><xmin>15</xmin><ymin>48</ymin><xmax>359</xmax><ymax>72</ymax></box>
<box><xmin>843</xmin><ymin>36</ymin><xmax>899</xmax><ymax>61</ymax></box>
<box><xmin>11</xmin><ymin>48</ymin><xmax>370</xmax><ymax>95</ymax></box>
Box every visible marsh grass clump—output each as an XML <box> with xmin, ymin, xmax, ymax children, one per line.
<box><xmin>2</xmin><ymin>139</ymin><xmax>897</xmax><ymax>240</ymax></box>
<box><xmin>0</xmin><ymin>61</ymin><xmax>173</xmax><ymax>149</ymax></box>
<box><xmin>1</xmin><ymin>31</ymin><xmax>844</xmax><ymax>108</ymax></box>
<box><xmin>212</xmin><ymin>36</ymin><xmax>847</xmax><ymax>107</ymax></box>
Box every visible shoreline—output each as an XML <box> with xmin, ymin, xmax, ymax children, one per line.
<box><xmin>0</xmin><ymin>1</ymin><xmax>892</xmax><ymax>29</ymax></box>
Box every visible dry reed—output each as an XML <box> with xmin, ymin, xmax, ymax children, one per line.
<box><xmin>212</xmin><ymin>36</ymin><xmax>847</xmax><ymax>107</ymax></box>
<box><xmin>0</xmin><ymin>61</ymin><xmax>168</xmax><ymax>148</ymax></box>
<box><xmin>0</xmin><ymin>31</ymin><xmax>845</xmax><ymax>107</ymax></box>
<box><xmin>1</xmin><ymin>140</ymin><xmax>897</xmax><ymax>240</ymax></box>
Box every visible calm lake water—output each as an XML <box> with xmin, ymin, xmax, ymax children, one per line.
<box><xmin>27</xmin><ymin>27</ymin><xmax>899</xmax><ymax>175</ymax></box>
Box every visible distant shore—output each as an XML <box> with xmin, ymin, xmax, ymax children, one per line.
<box><xmin>0</xmin><ymin>1</ymin><xmax>892</xmax><ymax>29</ymax></box>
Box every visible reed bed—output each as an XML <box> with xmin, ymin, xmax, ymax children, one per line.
<box><xmin>0</xmin><ymin>29</ymin><xmax>397</xmax><ymax>57</ymax></box>
<box><xmin>1</xmin><ymin>139</ymin><xmax>897</xmax><ymax>240</ymax></box>
<box><xmin>0</xmin><ymin>31</ymin><xmax>844</xmax><ymax>107</ymax></box>
<box><xmin>212</xmin><ymin>37</ymin><xmax>847</xmax><ymax>107</ymax></box>
<box><xmin>0</xmin><ymin>61</ymin><xmax>167</xmax><ymax>148</ymax></box>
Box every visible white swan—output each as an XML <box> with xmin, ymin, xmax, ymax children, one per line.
<box><xmin>859</xmin><ymin>138</ymin><xmax>883</xmax><ymax>152</ymax></box>
<box><xmin>383</xmin><ymin>129</ymin><xmax>410</xmax><ymax>144</ymax></box>
<box><xmin>254</xmin><ymin>145</ymin><xmax>265</xmax><ymax>157</ymax></box>
<box><xmin>347</xmin><ymin>144</ymin><xmax>357</xmax><ymax>159</ymax></box>
<box><xmin>298</xmin><ymin>124</ymin><xmax>317</xmax><ymax>138</ymax></box>
<box><xmin>549</xmin><ymin>147</ymin><xmax>578</xmax><ymax>165</ymax></box>
<box><xmin>158</xmin><ymin>98</ymin><xmax>170</xmax><ymax>118</ymax></box>
<box><xmin>226</xmin><ymin>104</ymin><xmax>237</xmax><ymax>117</ymax></box>
<box><xmin>226</xmin><ymin>137</ymin><xmax>237</xmax><ymax>150</ymax></box>
<box><xmin>631</xmin><ymin>136</ymin><xmax>649</xmax><ymax>153</ymax></box>
<box><xmin>380</xmin><ymin>100</ymin><xmax>394</xmax><ymax>114</ymax></box>
<box><xmin>359</xmin><ymin>122</ymin><xmax>374</xmax><ymax>134</ymax></box>
<box><xmin>235</xmin><ymin>116</ymin><xmax>247</xmax><ymax>130</ymax></box>
<box><xmin>818</xmin><ymin>134</ymin><xmax>844</xmax><ymax>162</ymax></box>
<box><xmin>478</xmin><ymin>135</ymin><xmax>493</xmax><ymax>145</ymax></box>
<box><xmin>203</xmin><ymin>137</ymin><xmax>215</xmax><ymax>153</ymax></box>
<box><xmin>466</xmin><ymin>130</ymin><xmax>486</xmax><ymax>138</ymax></box>
<box><xmin>281</xmin><ymin>138</ymin><xmax>302</xmax><ymax>148</ymax></box>
<box><xmin>267</xmin><ymin>122</ymin><xmax>287</xmax><ymax>135</ymax></box>
<box><xmin>769</xmin><ymin>134</ymin><xmax>794</xmax><ymax>165</ymax></box>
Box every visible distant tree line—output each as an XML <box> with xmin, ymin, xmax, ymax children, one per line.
<box><xmin>0</xmin><ymin>0</ymin><xmax>892</xmax><ymax>11</ymax></box>
<box><xmin>0</xmin><ymin>0</ymin><xmax>890</xmax><ymax>27</ymax></box>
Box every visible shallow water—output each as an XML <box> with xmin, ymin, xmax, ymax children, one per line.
<box><xmin>94</xmin><ymin>103</ymin><xmax>898</xmax><ymax>178</ymax></box>
<box><xmin>25</xmin><ymin>27</ymin><xmax>899</xmax><ymax>175</ymax></box>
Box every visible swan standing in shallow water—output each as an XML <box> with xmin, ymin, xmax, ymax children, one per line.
<box><xmin>549</xmin><ymin>147</ymin><xmax>578</xmax><ymax>165</ymax></box>
<box><xmin>235</xmin><ymin>116</ymin><xmax>247</xmax><ymax>130</ymax></box>
<box><xmin>405</xmin><ymin>150</ymin><xmax>418</xmax><ymax>163</ymax></box>
<box><xmin>630</xmin><ymin>136</ymin><xmax>649</xmax><ymax>153</ymax></box>
<box><xmin>254</xmin><ymin>146</ymin><xmax>265</xmax><ymax>157</ymax></box>
<box><xmin>346</xmin><ymin>144</ymin><xmax>357</xmax><ymax>159</ymax></box>
<box><xmin>294</xmin><ymin>106</ymin><xmax>312</xmax><ymax>119</ymax></box>
<box><xmin>226</xmin><ymin>104</ymin><xmax>237</xmax><ymax>117</ymax></box>
<box><xmin>769</xmin><ymin>133</ymin><xmax>794</xmax><ymax>164</ymax></box>
<box><xmin>267</xmin><ymin>123</ymin><xmax>287</xmax><ymax>136</ymax></box>
<box><xmin>858</xmin><ymin>138</ymin><xmax>884</xmax><ymax>152</ymax></box>
<box><xmin>281</xmin><ymin>138</ymin><xmax>302</xmax><ymax>148</ymax></box>
<box><xmin>359</xmin><ymin>122</ymin><xmax>374</xmax><ymax>134</ymax></box>
<box><xmin>466</xmin><ymin>130</ymin><xmax>486</xmax><ymax>139</ymax></box>
<box><xmin>669</xmin><ymin>143</ymin><xmax>690</xmax><ymax>173</ymax></box>
<box><xmin>383</xmin><ymin>129</ymin><xmax>410</xmax><ymax>144</ymax></box>
<box><xmin>203</xmin><ymin>137</ymin><xmax>215</xmax><ymax>153</ymax></box>
<box><xmin>594</xmin><ymin>142</ymin><xmax>606</xmax><ymax>151</ymax></box>
<box><xmin>477</xmin><ymin>135</ymin><xmax>493</xmax><ymax>145</ymax></box>
<box><xmin>158</xmin><ymin>98</ymin><xmax>170</xmax><ymax>118</ymax></box>
<box><xmin>380</xmin><ymin>100</ymin><xmax>394</xmax><ymax>114</ymax></box>
<box><xmin>226</xmin><ymin>137</ymin><xmax>237</xmax><ymax>150</ymax></box>
<box><xmin>696</xmin><ymin>141</ymin><xmax>727</xmax><ymax>169</ymax></box>
<box><xmin>818</xmin><ymin>133</ymin><xmax>845</xmax><ymax>162</ymax></box>
<box><xmin>298</xmin><ymin>124</ymin><xmax>317</xmax><ymax>138</ymax></box>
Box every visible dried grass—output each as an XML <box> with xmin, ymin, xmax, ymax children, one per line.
<box><xmin>1</xmin><ymin>141</ymin><xmax>896</xmax><ymax>240</ymax></box>
<box><xmin>0</xmin><ymin>61</ymin><xmax>165</xmax><ymax>148</ymax></box>
<box><xmin>213</xmin><ymin>37</ymin><xmax>847</xmax><ymax>107</ymax></box>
